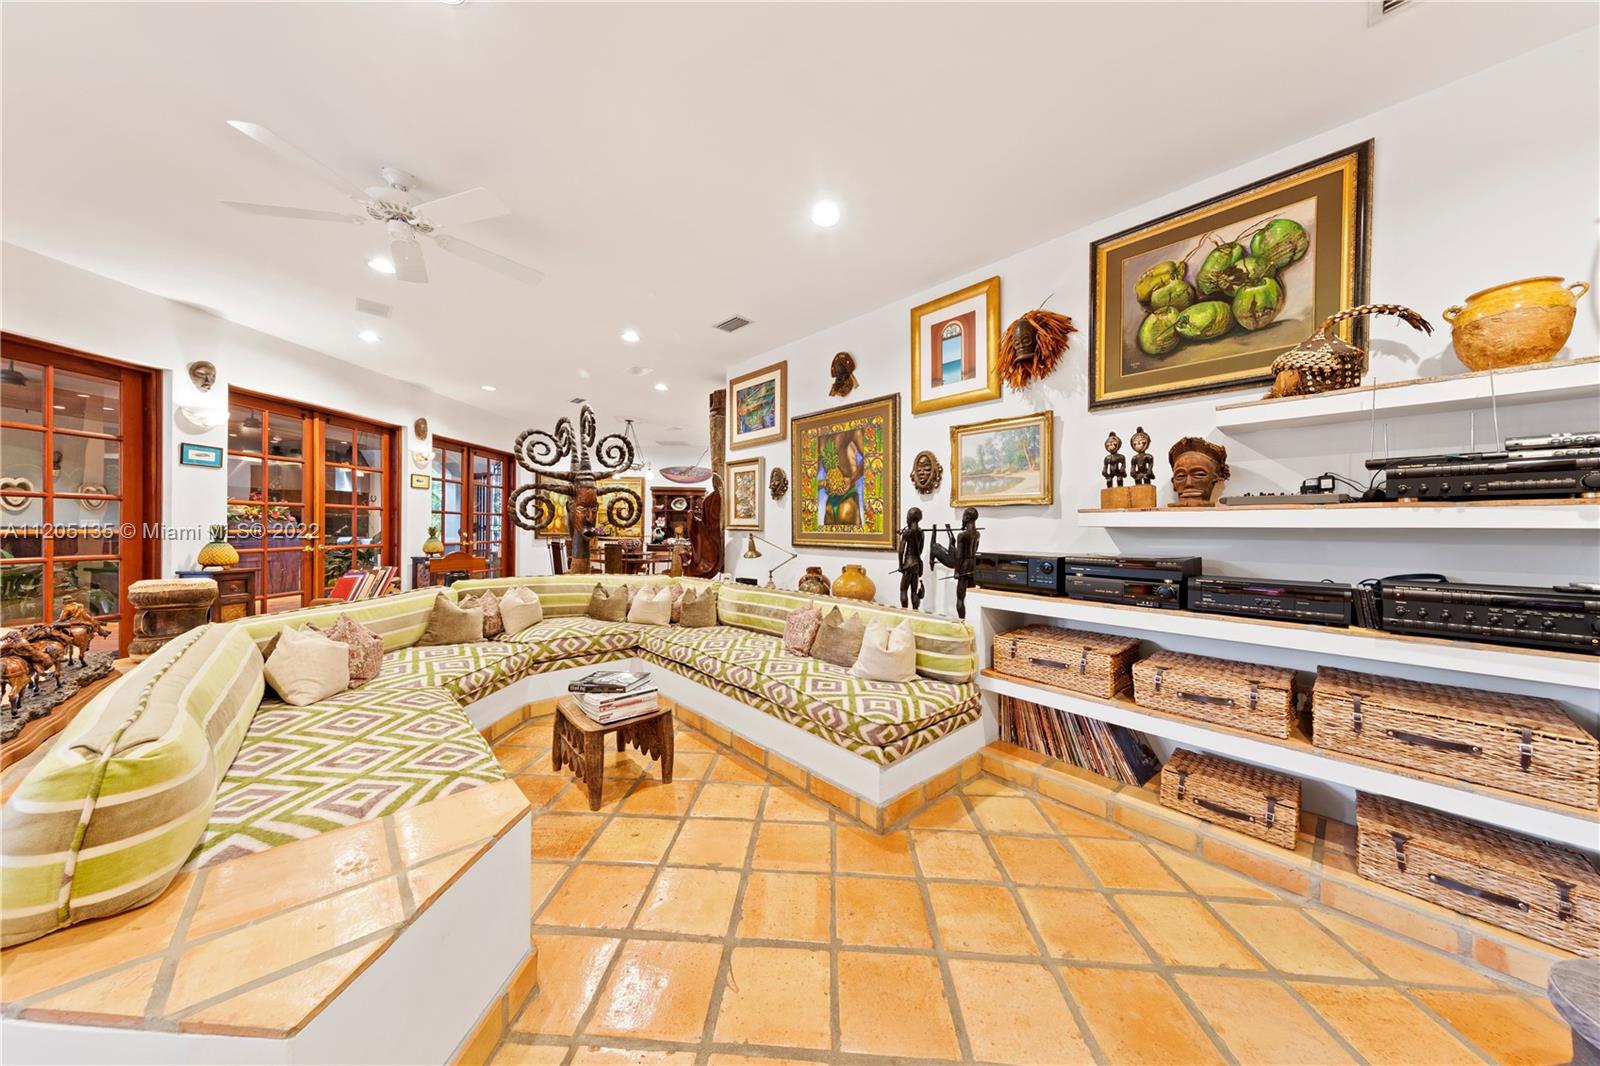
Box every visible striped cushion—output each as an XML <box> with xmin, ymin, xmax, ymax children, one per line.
<box><xmin>715</xmin><ymin>584</ymin><xmax>976</xmax><ymax>684</ymax></box>
<box><xmin>0</xmin><ymin>624</ymin><xmax>264</xmax><ymax>947</ymax></box>
<box><xmin>455</xmin><ymin>575</ymin><xmax>714</xmax><ymax>618</ymax></box>
<box><xmin>238</xmin><ymin>588</ymin><xmax>449</xmax><ymax>653</ymax></box>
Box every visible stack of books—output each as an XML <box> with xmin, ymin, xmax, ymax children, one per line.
<box><xmin>998</xmin><ymin>695</ymin><xmax>1160</xmax><ymax>785</ymax></box>
<box><xmin>568</xmin><ymin>670</ymin><xmax>659</xmax><ymax>724</ymax></box>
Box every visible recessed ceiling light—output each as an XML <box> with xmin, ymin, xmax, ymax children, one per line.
<box><xmin>357</xmin><ymin>329</ymin><xmax>381</xmax><ymax>343</ymax></box>
<box><xmin>367</xmin><ymin>257</ymin><xmax>396</xmax><ymax>275</ymax></box>
<box><xmin>577</xmin><ymin>369</ymin><xmax>591</xmax><ymax>379</ymax></box>
<box><xmin>654</xmin><ymin>382</ymin><xmax>669</xmax><ymax>392</ymax></box>
<box><xmin>627</xmin><ymin>366</ymin><xmax>652</xmax><ymax>377</ymax></box>
<box><xmin>620</xmin><ymin>329</ymin><xmax>640</xmax><ymax>344</ymax></box>
<box><xmin>811</xmin><ymin>199</ymin><xmax>841</xmax><ymax>227</ymax></box>
<box><xmin>481</xmin><ymin>384</ymin><xmax>497</xmax><ymax>392</ymax></box>
<box><xmin>439</xmin><ymin>0</ymin><xmax>466</xmax><ymax>6</ymax></box>
<box><xmin>76</xmin><ymin>393</ymin><xmax>89</xmax><ymax>398</ymax></box>
<box><xmin>53</xmin><ymin>404</ymin><xmax>67</xmax><ymax>411</ymax></box>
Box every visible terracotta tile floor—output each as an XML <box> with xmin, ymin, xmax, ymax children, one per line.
<box><xmin>488</xmin><ymin>712</ymin><xmax>1571</xmax><ymax>1065</ymax></box>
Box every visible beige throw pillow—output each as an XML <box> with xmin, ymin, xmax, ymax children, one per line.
<box><xmin>461</xmin><ymin>592</ymin><xmax>504</xmax><ymax>639</ymax></box>
<box><xmin>264</xmin><ymin>624</ymin><xmax>351</xmax><ymax>706</ymax></box>
<box><xmin>626</xmin><ymin>585</ymin><xmax>673</xmax><ymax>626</ymax></box>
<box><xmin>851</xmin><ymin>619</ymin><xmax>918</xmax><ymax>683</ymax></box>
<box><xmin>679</xmin><ymin>587</ymin><xmax>717</xmax><ymax>627</ymax></box>
<box><xmin>499</xmin><ymin>585</ymin><xmax>544</xmax><ymax>636</ymax></box>
<box><xmin>587</xmin><ymin>583</ymin><xmax>628</xmax><ymax>622</ymax></box>
<box><xmin>419</xmin><ymin>594</ymin><xmax>485</xmax><ymax>645</ymax></box>
<box><xmin>810</xmin><ymin>607</ymin><xmax>866</xmax><ymax>668</ymax></box>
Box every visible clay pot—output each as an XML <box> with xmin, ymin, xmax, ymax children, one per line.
<box><xmin>796</xmin><ymin>567</ymin><xmax>831</xmax><ymax>596</ymax></box>
<box><xmin>1444</xmin><ymin>277</ymin><xmax>1589</xmax><ymax>371</ymax></box>
<box><xmin>832</xmin><ymin>564</ymin><xmax>876</xmax><ymax>602</ymax></box>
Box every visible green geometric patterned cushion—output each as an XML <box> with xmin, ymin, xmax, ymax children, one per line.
<box><xmin>187</xmin><ymin>685</ymin><xmax>504</xmax><ymax>868</ymax></box>
<box><xmin>503</xmin><ymin>615</ymin><xmax>645</xmax><ymax>659</ymax></box>
<box><xmin>715</xmin><ymin>584</ymin><xmax>976</xmax><ymax>683</ymax></box>
<box><xmin>238</xmin><ymin>588</ymin><xmax>449</xmax><ymax>654</ymax></box>
<box><xmin>0</xmin><ymin>624</ymin><xmax>264</xmax><ymax>947</ymax></box>
<box><xmin>454</xmin><ymin>575</ymin><xmax>714</xmax><ymax>618</ymax></box>
<box><xmin>363</xmin><ymin>642</ymin><xmax>540</xmax><ymax>703</ymax></box>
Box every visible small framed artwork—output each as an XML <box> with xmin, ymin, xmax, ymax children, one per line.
<box><xmin>1089</xmin><ymin>140</ymin><xmax>1372</xmax><ymax>408</ymax></box>
<box><xmin>910</xmin><ymin>276</ymin><xmax>1001</xmax><ymax>414</ymax></box>
<box><xmin>597</xmin><ymin>476</ymin><xmax>646</xmax><ymax>539</ymax></box>
<box><xmin>408</xmin><ymin>473</ymin><xmax>431</xmax><ymax>490</ymax></box>
<box><xmin>949</xmin><ymin>411</ymin><xmax>1053</xmax><ymax>507</ymax></box>
<box><xmin>533</xmin><ymin>474</ymin><xmax>569</xmax><ymax>539</ymax></box>
<box><xmin>724</xmin><ymin>457</ymin><xmax>764</xmax><ymax>530</ymax></box>
<box><xmin>791</xmin><ymin>394</ymin><xmax>900</xmax><ymax>551</ymax></box>
<box><xmin>728</xmin><ymin>361</ymin><xmax>787</xmax><ymax>450</ymax></box>
<box><xmin>179</xmin><ymin>442</ymin><xmax>223</xmax><ymax>468</ymax></box>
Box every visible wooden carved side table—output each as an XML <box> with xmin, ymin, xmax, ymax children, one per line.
<box><xmin>553</xmin><ymin>696</ymin><xmax>674</xmax><ymax>811</ymax></box>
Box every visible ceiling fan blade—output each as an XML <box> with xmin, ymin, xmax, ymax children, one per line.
<box><xmin>226</xmin><ymin>120</ymin><xmax>369</xmax><ymax>201</ymax></box>
<box><xmin>411</xmin><ymin>187</ymin><xmax>509</xmax><ymax>230</ymax></box>
<box><xmin>221</xmin><ymin>200</ymin><xmax>368</xmax><ymax>224</ymax></box>
<box><xmin>390</xmin><ymin>239</ymin><xmax>428</xmax><ymax>283</ymax></box>
<box><xmin>430</xmin><ymin>233</ymin><xmax>544</xmax><ymax>286</ymax></box>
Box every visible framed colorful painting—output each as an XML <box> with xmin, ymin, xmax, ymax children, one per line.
<box><xmin>724</xmin><ymin>457</ymin><xmax>763</xmax><ymax>531</ymax></box>
<box><xmin>1088</xmin><ymin>141</ymin><xmax>1372</xmax><ymax>409</ymax></box>
<box><xmin>910</xmin><ymin>276</ymin><xmax>1002</xmax><ymax>414</ymax></box>
<box><xmin>949</xmin><ymin>411</ymin><xmax>1052</xmax><ymax>507</ymax></box>
<box><xmin>532</xmin><ymin>475</ymin><xmax>568</xmax><ymax>539</ymax></box>
<box><xmin>597</xmin><ymin>476</ymin><xmax>645</xmax><ymax>539</ymax></box>
<box><xmin>790</xmin><ymin>394</ymin><xmax>899</xmax><ymax>551</ymax></box>
<box><xmin>728</xmin><ymin>361</ymin><xmax>787</xmax><ymax>450</ymax></box>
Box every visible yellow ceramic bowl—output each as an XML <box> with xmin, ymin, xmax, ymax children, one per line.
<box><xmin>1443</xmin><ymin>276</ymin><xmax>1589</xmax><ymax>371</ymax></box>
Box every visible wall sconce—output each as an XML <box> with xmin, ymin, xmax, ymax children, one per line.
<box><xmin>176</xmin><ymin>403</ymin><xmax>227</xmax><ymax>431</ymax></box>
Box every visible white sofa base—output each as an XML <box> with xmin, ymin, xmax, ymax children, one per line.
<box><xmin>461</xmin><ymin>656</ymin><xmax>994</xmax><ymax>809</ymax></box>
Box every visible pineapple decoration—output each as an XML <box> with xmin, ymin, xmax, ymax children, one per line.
<box><xmin>197</xmin><ymin>523</ymin><xmax>239</xmax><ymax>569</ymax></box>
<box><xmin>422</xmin><ymin>523</ymin><xmax>445</xmax><ymax>558</ymax></box>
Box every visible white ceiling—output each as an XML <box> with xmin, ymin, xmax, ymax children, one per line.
<box><xmin>2</xmin><ymin>2</ymin><xmax>1592</xmax><ymax>445</ymax></box>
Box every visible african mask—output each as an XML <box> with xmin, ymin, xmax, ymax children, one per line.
<box><xmin>1167</xmin><ymin>436</ymin><xmax>1230</xmax><ymax>507</ymax></box>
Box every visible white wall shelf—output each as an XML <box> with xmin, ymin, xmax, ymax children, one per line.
<box><xmin>979</xmin><ymin>669</ymin><xmax>1599</xmax><ymax>853</ymax></box>
<box><xmin>1077</xmin><ymin>500</ymin><xmax>1599</xmax><ymax>532</ymax></box>
<box><xmin>967</xmin><ymin>589</ymin><xmax>1600</xmax><ymax>692</ymax></box>
<box><xmin>1213</xmin><ymin>355</ymin><xmax>1600</xmax><ymax>432</ymax></box>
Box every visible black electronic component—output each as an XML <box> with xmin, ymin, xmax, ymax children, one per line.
<box><xmin>1187</xmin><ymin>576</ymin><xmax>1355</xmax><ymax>627</ymax></box>
<box><xmin>1056</xmin><ymin>555</ymin><xmax>1201</xmax><ymax>610</ymax></box>
<box><xmin>974</xmin><ymin>553</ymin><xmax>1064</xmax><ymax>595</ymax></box>
<box><xmin>1378</xmin><ymin>581</ymin><xmax>1600</xmax><ymax>654</ymax></box>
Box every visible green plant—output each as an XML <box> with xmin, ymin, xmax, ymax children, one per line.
<box><xmin>208</xmin><ymin>523</ymin><xmax>229</xmax><ymax>543</ymax></box>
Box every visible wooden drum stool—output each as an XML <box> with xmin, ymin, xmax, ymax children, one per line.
<box><xmin>553</xmin><ymin>696</ymin><xmax>674</xmax><ymax>811</ymax></box>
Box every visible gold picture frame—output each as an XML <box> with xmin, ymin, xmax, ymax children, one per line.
<box><xmin>790</xmin><ymin>394</ymin><xmax>900</xmax><ymax>551</ymax></box>
<box><xmin>1089</xmin><ymin>141</ymin><xmax>1372</xmax><ymax>409</ymax></box>
<box><xmin>949</xmin><ymin>411</ymin><xmax>1053</xmax><ymax>507</ymax></box>
<box><xmin>724</xmin><ymin>457</ymin><xmax>764</xmax><ymax>531</ymax></box>
<box><xmin>910</xmin><ymin>276</ymin><xmax>1002</xmax><ymax>414</ymax></box>
<box><xmin>597</xmin><ymin>476</ymin><xmax>646</xmax><ymax>540</ymax></box>
<box><xmin>728</xmin><ymin>360</ymin><xmax>787</xmax><ymax>450</ymax></box>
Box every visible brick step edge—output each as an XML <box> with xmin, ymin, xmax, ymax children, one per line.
<box><xmin>981</xmin><ymin>741</ymin><xmax>1575</xmax><ymax>992</ymax></box>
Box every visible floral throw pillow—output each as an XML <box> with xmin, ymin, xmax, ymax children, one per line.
<box><xmin>322</xmin><ymin>613</ymin><xmax>384</xmax><ymax>686</ymax></box>
<box><xmin>783</xmin><ymin>603</ymin><xmax>823</xmax><ymax>656</ymax></box>
<box><xmin>462</xmin><ymin>592</ymin><xmax>504</xmax><ymax>639</ymax></box>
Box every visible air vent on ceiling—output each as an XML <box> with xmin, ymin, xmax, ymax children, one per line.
<box><xmin>656</xmin><ymin>439</ymin><xmax>691</xmax><ymax>447</ymax></box>
<box><xmin>714</xmin><ymin>315</ymin><xmax>751</xmax><ymax>333</ymax></box>
<box><xmin>569</xmin><ymin>396</ymin><xmax>587</xmax><ymax>404</ymax></box>
<box><xmin>1367</xmin><ymin>0</ymin><xmax>1414</xmax><ymax>24</ymax></box>
<box><xmin>356</xmin><ymin>298</ymin><xmax>391</xmax><ymax>318</ymax></box>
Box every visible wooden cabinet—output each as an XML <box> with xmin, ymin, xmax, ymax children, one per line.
<box><xmin>175</xmin><ymin>568</ymin><xmax>259</xmax><ymax>623</ymax></box>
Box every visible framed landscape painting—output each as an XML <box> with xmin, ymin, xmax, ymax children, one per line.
<box><xmin>1088</xmin><ymin>141</ymin><xmax>1372</xmax><ymax>409</ymax></box>
<box><xmin>910</xmin><ymin>276</ymin><xmax>1002</xmax><ymax>414</ymax></box>
<box><xmin>790</xmin><ymin>394</ymin><xmax>899</xmax><ymax>551</ymax></box>
<box><xmin>950</xmin><ymin>411</ymin><xmax>1052</xmax><ymax>507</ymax></box>
<box><xmin>728</xmin><ymin>361</ymin><xmax>787</xmax><ymax>449</ymax></box>
<box><xmin>724</xmin><ymin>457</ymin><xmax>763</xmax><ymax>530</ymax></box>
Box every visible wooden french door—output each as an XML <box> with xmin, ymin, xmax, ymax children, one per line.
<box><xmin>226</xmin><ymin>391</ymin><xmax>395</xmax><ymax>613</ymax></box>
<box><xmin>431</xmin><ymin>438</ymin><xmax>515</xmax><ymax>577</ymax></box>
<box><xmin>0</xmin><ymin>333</ymin><xmax>158</xmax><ymax>655</ymax></box>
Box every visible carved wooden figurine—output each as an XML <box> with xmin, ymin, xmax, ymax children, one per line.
<box><xmin>895</xmin><ymin>508</ymin><xmax>927</xmax><ymax>610</ymax></box>
<box><xmin>1128</xmin><ymin>426</ymin><xmax>1157</xmax><ymax>509</ymax></box>
<box><xmin>1100</xmin><ymin>431</ymin><xmax>1131</xmax><ymax>509</ymax></box>
<box><xmin>929</xmin><ymin>507</ymin><xmax>980</xmax><ymax>619</ymax></box>
<box><xmin>1168</xmin><ymin>436</ymin><xmax>1230</xmax><ymax>507</ymax></box>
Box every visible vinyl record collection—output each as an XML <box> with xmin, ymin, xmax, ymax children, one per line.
<box><xmin>998</xmin><ymin>694</ymin><xmax>1160</xmax><ymax>785</ymax></box>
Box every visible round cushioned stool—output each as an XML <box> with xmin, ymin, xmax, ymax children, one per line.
<box><xmin>128</xmin><ymin>578</ymin><xmax>217</xmax><ymax>659</ymax></box>
<box><xmin>1550</xmin><ymin>958</ymin><xmax>1600</xmax><ymax>1066</ymax></box>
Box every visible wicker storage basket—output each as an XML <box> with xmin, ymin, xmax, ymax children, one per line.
<box><xmin>1313</xmin><ymin>667</ymin><xmax>1598</xmax><ymax>810</ymax></box>
<box><xmin>1132</xmin><ymin>651</ymin><xmax>1299</xmax><ymax>738</ymax></box>
<box><xmin>1161</xmin><ymin>749</ymin><xmax>1300</xmax><ymax>849</ymax></box>
<box><xmin>993</xmin><ymin>624</ymin><xmax>1141</xmax><ymax>699</ymax></box>
<box><xmin>1356</xmin><ymin>793</ymin><xmax>1600</xmax><ymax>954</ymax></box>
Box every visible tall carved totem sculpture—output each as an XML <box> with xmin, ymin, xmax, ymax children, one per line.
<box><xmin>508</xmin><ymin>404</ymin><xmax>640</xmax><ymax>570</ymax></box>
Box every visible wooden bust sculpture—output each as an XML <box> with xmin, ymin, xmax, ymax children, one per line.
<box><xmin>1167</xmin><ymin>436</ymin><xmax>1230</xmax><ymax>507</ymax></box>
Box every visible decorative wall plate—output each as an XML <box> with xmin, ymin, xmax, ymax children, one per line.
<box><xmin>0</xmin><ymin>475</ymin><xmax>34</xmax><ymax>512</ymax></box>
<box><xmin>414</xmin><ymin>417</ymin><xmax>429</xmax><ymax>440</ymax></box>
<box><xmin>769</xmin><ymin>466</ymin><xmax>789</xmax><ymax>501</ymax></box>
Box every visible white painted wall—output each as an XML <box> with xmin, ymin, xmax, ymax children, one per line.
<box><xmin>1</xmin><ymin>243</ymin><xmax>540</xmax><ymax>580</ymax></box>
<box><xmin>722</xmin><ymin>31</ymin><xmax>1600</xmax><ymax>608</ymax></box>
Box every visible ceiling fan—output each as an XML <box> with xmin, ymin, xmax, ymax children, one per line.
<box><xmin>220</xmin><ymin>120</ymin><xmax>543</xmax><ymax>286</ymax></box>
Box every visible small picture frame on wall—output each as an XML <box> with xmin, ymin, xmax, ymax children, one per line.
<box><xmin>724</xmin><ymin>457</ymin><xmax>764</xmax><ymax>530</ymax></box>
<box><xmin>910</xmin><ymin>276</ymin><xmax>1002</xmax><ymax>414</ymax></box>
<box><xmin>949</xmin><ymin>411</ymin><xmax>1053</xmax><ymax>507</ymax></box>
<box><xmin>409</xmin><ymin>473</ymin><xmax>431</xmax><ymax>490</ymax></box>
<box><xmin>179</xmin><ymin>442</ymin><xmax>223</xmax><ymax>468</ymax></box>
<box><xmin>728</xmin><ymin>361</ymin><xmax>787</xmax><ymax>450</ymax></box>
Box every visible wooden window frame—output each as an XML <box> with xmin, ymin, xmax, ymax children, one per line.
<box><xmin>432</xmin><ymin>436</ymin><xmax>516</xmax><ymax>578</ymax></box>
